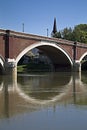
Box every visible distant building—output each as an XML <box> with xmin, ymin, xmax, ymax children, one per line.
<box><xmin>51</xmin><ymin>17</ymin><xmax>57</xmax><ymax>36</ymax></box>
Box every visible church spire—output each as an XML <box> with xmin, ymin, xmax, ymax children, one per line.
<box><xmin>52</xmin><ymin>17</ymin><xmax>57</xmax><ymax>35</ymax></box>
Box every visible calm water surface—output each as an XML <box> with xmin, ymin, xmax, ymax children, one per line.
<box><xmin>0</xmin><ymin>72</ymin><xmax>87</xmax><ymax>130</ymax></box>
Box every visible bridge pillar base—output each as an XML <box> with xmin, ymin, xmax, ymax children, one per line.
<box><xmin>73</xmin><ymin>61</ymin><xmax>81</xmax><ymax>72</ymax></box>
<box><xmin>4</xmin><ymin>59</ymin><xmax>17</xmax><ymax>78</ymax></box>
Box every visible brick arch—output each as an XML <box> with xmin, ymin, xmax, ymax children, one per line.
<box><xmin>15</xmin><ymin>41</ymin><xmax>73</xmax><ymax>66</ymax></box>
<box><xmin>0</xmin><ymin>56</ymin><xmax>5</xmax><ymax>74</ymax></box>
<box><xmin>0</xmin><ymin>56</ymin><xmax>4</xmax><ymax>67</ymax></box>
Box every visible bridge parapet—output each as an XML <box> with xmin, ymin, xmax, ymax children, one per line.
<box><xmin>0</xmin><ymin>29</ymin><xmax>6</xmax><ymax>35</ymax></box>
<box><xmin>8</xmin><ymin>30</ymin><xmax>74</xmax><ymax>45</ymax></box>
<box><xmin>0</xmin><ymin>29</ymin><xmax>74</xmax><ymax>45</ymax></box>
<box><xmin>1</xmin><ymin>29</ymin><xmax>87</xmax><ymax>48</ymax></box>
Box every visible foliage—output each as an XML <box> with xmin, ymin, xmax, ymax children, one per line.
<box><xmin>52</xmin><ymin>31</ymin><xmax>61</xmax><ymax>38</ymax></box>
<box><xmin>52</xmin><ymin>24</ymin><xmax>87</xmax><ymax>43</ymax></box>
<box><xmin>17</xmin><ymin>62</ymin><xmax>51</xmax><ymax>73</ymax></box>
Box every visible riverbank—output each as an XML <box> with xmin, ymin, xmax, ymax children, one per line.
<box><xmin>17</xmin><ymin>62</ymin><xmax>51</xmax><ymax>73</ymax></box>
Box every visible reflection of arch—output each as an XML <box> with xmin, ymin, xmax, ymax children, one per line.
<box><xmin>13</xmin><ymin>74</ymin><xmax>72</xmax><ymax>105</ymax></box>
<box><xmin>0</xmin><ymin>74</ymin><xmax>72</xmax><ymax>105</ymax></box>
<box><xmin>17</xmin><ymin>72</ymin><xmax>72</xmax><ymax>88</ymax></box>
<box><xmin>15</xmin><ymin>83</ymin><xmax>71</xmax><ymax>105</ymax></box>
<box><xmin>0</xmin><ymin>75</ymin><xmax>87</xmax><ymax>106</ymax></box>
<box><xmin>0</xmin><ymin>83</ymin><xmax>3</xmax><ymax>92</ymax></box>
<box><xmin>0</xmin><ymin>76</ymin><xmax>72</xmax><ymax>105</ymax></box>
<box><xmin>15</xmin><ymin>76</ymin><xmax>87</xmax><ymax>105</ymax></box>
<box><xmin>15</xmin><ymin>41</ymin><xmax>73</xmax><ymax>67</ymax></box>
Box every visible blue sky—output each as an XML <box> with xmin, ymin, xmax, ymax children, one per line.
<box><xmin>0</xmin><ymin>0</ymin><xmax>87</xmax><ymax>36</ymax></box>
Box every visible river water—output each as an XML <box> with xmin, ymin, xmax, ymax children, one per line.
<box><xmin>0</xmin><ymin>72</ymin><xmax>87</xmax><ymax>130</ymax></box>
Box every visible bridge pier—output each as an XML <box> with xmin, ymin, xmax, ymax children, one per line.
<box><xmin>73</xmin><ymin>61</ymin><xmax>81</xmax><ymax>72</ymax></box>
<box><xmin>4</xmin><ymin>59</ymin><xmax>17</xmax><ymax>78</ymax></box>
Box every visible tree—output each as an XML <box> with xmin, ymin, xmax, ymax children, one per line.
<box><xmin>72</xmin><ymin>24</ymin><xmax>87</xmax><ymax>43</ymax></box>
<box><xmin>52</xmin><ymin>24</ymin><xmax>87</xmax><ymax>44</ymax></box>
<box><xmin>52</xmin><ymin>31</ymin><xmax>61</xmax><ymax>38</ymax></box>
<box><xmin>61</xmin><ymin>27</ymin><xmax>73</xmax><ymax>40</ymax></box>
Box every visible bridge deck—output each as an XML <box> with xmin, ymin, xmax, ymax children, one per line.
<box><xmin>1</xmin><ymin>29</ymin><xmax>87</xmax><ymax>48</ymax></box>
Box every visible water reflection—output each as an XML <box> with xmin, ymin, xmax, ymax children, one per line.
<box><xmin>0</xmin><ymin>72</ymin><xmax>87</xmax><ymax>119</ymax></box>
<box><xmin>17</xmin><ymin>72</ymin><xmax>71</xmax><ymax>100</ymax></box>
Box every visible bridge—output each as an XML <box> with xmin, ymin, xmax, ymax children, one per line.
<box><xmin>0</xmin><ymin>29</ymin><xmax>87</xmax><ymax>75</ymax></box>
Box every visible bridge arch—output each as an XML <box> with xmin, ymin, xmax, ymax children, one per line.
<box><xmin>79</xmin><ymin>52</ymin><xmax>87</xmax><ymax>70</ymax></box>
<box><xmin>79</xmin><ymin>52</ymin><xmax>87</xmax><ymax>62</ymax></box>
<box><xmin>16</xmin><ymin>41</ymin><xmax>73</xmax><ymax>71</ymax></box>
<box><xmin>0</xmin><ymin>56</ymin><xmax>4</xmax><ymax>74</ymax></box>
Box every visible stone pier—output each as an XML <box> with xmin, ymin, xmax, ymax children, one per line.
<box><xmin>4</xmin><ymin>59</ymin><xmax>17</xmax><ymax>79</ymax></box>
<box><xmin>73</xmin><ymin>61</ymin><xmax>81</xmax><ymax>72</ymax></box>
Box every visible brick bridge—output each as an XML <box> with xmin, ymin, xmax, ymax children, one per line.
<box><xmin>0</xmin><ymin>29</ymin><xmax>87</xmax><ymax>75</ymax></box>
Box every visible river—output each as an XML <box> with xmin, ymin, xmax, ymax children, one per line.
<box><xmin>0</xmin><ymin>72</ymin><xmax>87</xmax><ymax>130</ymax></box>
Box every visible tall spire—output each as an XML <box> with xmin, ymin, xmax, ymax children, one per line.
<box><xmin>52</xmin><ymin>17</ymin><xmax>57</xmax><ymax>35</ymax></box>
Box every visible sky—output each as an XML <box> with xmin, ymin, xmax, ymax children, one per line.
<box><xmin>0</xmin><ymin>0</ymin><xmax>87</xmax><ymax>36</ymax></box>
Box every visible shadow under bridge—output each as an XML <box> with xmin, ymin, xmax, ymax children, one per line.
<box><xmin>37</xmin><ymin>44</ymin><xmax>72</xmax><ymax>71</ymax></box>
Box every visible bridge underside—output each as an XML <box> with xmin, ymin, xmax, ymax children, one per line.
<box><xmin>0</xmin><ymin>64</ymin><xmax>4</xmax><ymax>75</ymax></box>
<box><xmin>0</xmin><ymin>68</ymin><xmax>2</xmax><ymax>74</ymax></box>
<box><xmin>81</xmin><ymin>60</ymin><xmax>87</xmax><ymax>71</ymax></box>
<box><xmin>37</xmin><ymin>45</ymin><xmax>72</xmax><ymax>71</ymax></box>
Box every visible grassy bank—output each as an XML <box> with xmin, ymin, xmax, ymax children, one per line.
<box><xmin>17</xmin><ymin>62</ymin><xmax>51</xmax><ymax>73</ymax></box>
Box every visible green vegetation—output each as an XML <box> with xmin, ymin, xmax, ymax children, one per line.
<box><xmin>52</xmin><ymin>24</ymin><xmax>87</xmax><ymax>43</ymax></box>
<box><xmin>17</xmin><ymin>62</ymin><xmax>51</xmax><ymax>73</ymax></box>
<box><xmin>17</xmin><ymin>65</ymin><xmax>27</xmax><ymax>73</ymax></box>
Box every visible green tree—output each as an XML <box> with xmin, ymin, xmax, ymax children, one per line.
<box><xmin>52</xmin><ymin>24</ymin><xmax>87</xmax><ymax>44</ymax></box>
<box><xmin>52</xmin><ymin>31</ymin><xmax>61</xmax><ymax>38</ymax></box>
<box><xmin>72</xmin><ymin>24</ymin><xmax>87</xmax><ymax>43</ymax></box>
<box><xmin>61</xmin><ymin>27</ymin><xmax>73</xmax><ymax>40</ymax></box>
